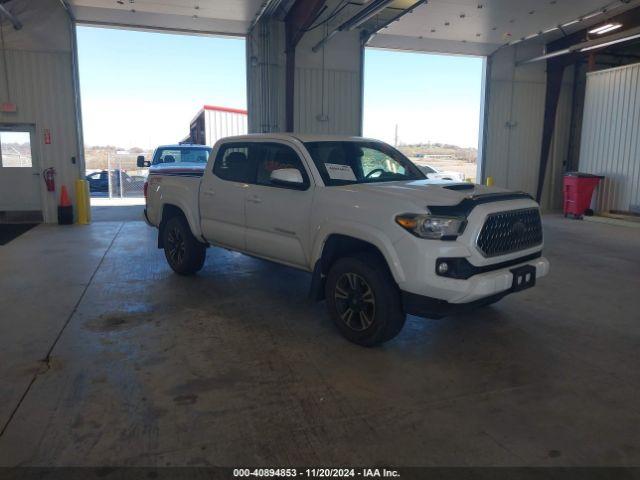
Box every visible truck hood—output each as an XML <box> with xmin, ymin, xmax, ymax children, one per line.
<box><xmin>342</xmin><ymin>179</ymin><xmax>526</xmax><ymax>208</ymax></box>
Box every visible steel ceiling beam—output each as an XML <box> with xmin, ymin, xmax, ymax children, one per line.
<box><xmin>284</xmin><ymin>0</ymin><xmax>327</xmax><ymax>131</ymax></box>
<box><xmin>0</xmin><ymin>3</ymin><xmax>22</xmax><ymax>30</ymax></box>
<box><xmin>249</xmin><ymin>0</ymin><xmax>288</xmax><ymax>33</ymax></box>
<box><xmin>363</xmin><ymin>0</ymin><xmax>428</xmax><ymax>44</ymax></box>
<box><xmin>311</xmin><ymin>0</ymin><xmax>395</xmax><ymax>53</ymax></box>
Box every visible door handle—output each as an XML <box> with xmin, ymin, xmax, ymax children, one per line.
<box><xmin>246</xmin><ymin>195</ymin><xmax>262</xmax><ymax>204</ymax></box>
<box><xmin>203</xmin><ymin>189</ymin><xmax>215</xmax><ymax>197</ymax></box>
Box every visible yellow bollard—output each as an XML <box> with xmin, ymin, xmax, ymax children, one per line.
<box><xmin>84</xmin><ymin>179</ymin><xmax>91</xmax><ymax>224</ymax></box>
<box><xmin>485</xmin><ymin>176</ymin><xmax>494</xmax><ymax>187</ymax></box>
<box><xmin>75</xmin><ymin>179</ymin><xmax>91</xmax><ymax>225</ymax></box>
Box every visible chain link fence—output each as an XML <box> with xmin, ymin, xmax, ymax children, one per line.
<box><xmin>86</xmin><ymin>151</ymin><xmax>152</xmax><ymax>198</ymax></box>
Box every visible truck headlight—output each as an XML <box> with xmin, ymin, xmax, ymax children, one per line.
<box><xmin>395</xmin><ymin>214</ymin><xmax>466</xmax><ymax>240</ymax></box>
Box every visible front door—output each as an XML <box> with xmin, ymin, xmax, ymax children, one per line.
<box><xmin>0</xmin><ymin>125</ymin><xmax>41</xmax><ymax>214</ymax></box>
<box><xmin>244</xmin><ymin>142</ymin><xmax>313</xmax><ymax>269</ymax></box>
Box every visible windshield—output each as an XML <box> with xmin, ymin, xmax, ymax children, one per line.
<box><xmin>152</xmin><ymin>147</ymin><xmax>211</xmax><ymax>166</ymax></box>
<box><xmin>304</xmin><ymin>141</ymin><xmax>425</xmax><ymax>186</ymax></box>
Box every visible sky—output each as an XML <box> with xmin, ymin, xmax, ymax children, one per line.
<box><xmin>363</xmin><ymin>49</ymin><xmax>484</xmax><ymax>148</ymax></box>
<box><xmin>77</xmin><ymin>27</ymin><xmax>484</xmax><ymax>150</ymax></box>
<box><xmin>77</xmin><ymin>27</ymin><xmax>247</xmax><ymax>149</ymax></box>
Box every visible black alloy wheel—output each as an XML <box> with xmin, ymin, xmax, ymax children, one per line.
<box><xmin>162</xmin><ymin>215</ymin><xmax>206</xmax><ymax>275</ymax></box>
<box><xmin>166</xmin><ymin>225</ymin><xmax>186</xmax><ymax>266</ymax></box>
<box><xmin>334</xmin><ymin>272</ymin><xmax>376</xmax><ymax>331</ymax></box>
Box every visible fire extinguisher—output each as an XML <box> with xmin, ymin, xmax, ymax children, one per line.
<box><xmin>43</xmin><ymin>167</ymin><xmax>56</xmax><ymax>192</ymax></box>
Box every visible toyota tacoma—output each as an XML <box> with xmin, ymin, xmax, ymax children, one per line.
<box><xmin>143</xmin><ymin>134</ymin><xmax>549</xmax><ymax>346</ymax></box>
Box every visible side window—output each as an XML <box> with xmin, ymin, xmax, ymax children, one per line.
<box><xmin>154</xmin><ymin>147</ymin><xmax>210</xmax><ymax>165</ymax></box>
<box><xmin>213</xmin><ymin>144</ymin><xmax>251</xmax><ymax>183</ymax></box>
<box><xmin>255</xmin><ymin>143</ymin><xmax>309</xmax><ymax>189</ymax></box>
<box><xmin>0</xmin><ymin>131</ymin><xmax>32</xmax><ymax>168</ymax></box>
<box><xmin>157</xmin><ymin>149</ymin><xmax>180</xmax><ymax>164</ymax></box>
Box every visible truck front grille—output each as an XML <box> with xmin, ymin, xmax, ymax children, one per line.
<box><xmin>476</xmin><ymin>208</ymin><xmax>542</xmax><ymax>257</ymax></box>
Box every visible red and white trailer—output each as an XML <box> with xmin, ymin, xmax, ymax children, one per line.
<box><xmin>188</xmin><ymin>105</ymin><xmax>248</xmax><ymax>146</ymax></box>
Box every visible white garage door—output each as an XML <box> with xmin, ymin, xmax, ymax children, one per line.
<box><xmin>0</xmin><ymin>125</ymin><xmax>42</xmax><ymax>213</ymax></box>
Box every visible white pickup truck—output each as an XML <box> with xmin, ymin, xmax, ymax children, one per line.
<box><xmin>142</xmin><ymin>134</ymin><xmax>549</xmax><ymax>346</ymax></box>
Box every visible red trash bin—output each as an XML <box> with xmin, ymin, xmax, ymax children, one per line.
<box><xmin>563</xmin><ymin>172</ymin><xmax>604</xmax><ymax>219</ymax></box>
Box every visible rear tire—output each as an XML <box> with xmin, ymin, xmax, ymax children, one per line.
<box><xmin>325</xmin><ymin>252</ymin><xmax>405</xmax><ymax>346</ymax></box>
<box><xmin>162</xmin><ymin>215</ymin><xmax>206</xmax><ymax>275</ymax></box>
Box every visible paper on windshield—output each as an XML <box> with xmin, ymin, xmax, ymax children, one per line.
<box><xmin>325</xmin><ymin>163</ymin><xmax>357</xmax><ymax>181</ymax></box>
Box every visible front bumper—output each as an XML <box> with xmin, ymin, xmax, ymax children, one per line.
<box><xmin>401</xmin><ymin>256</ymin><xmax>549</xmax><ymax>318</ymax></box>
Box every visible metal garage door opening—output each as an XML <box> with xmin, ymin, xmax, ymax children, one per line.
<box><xmin>76</xmin><ymin>26</ymin><xmax>246</xmax><ymax>211</ymax></box>
<box><xmin>363</xmin><ymin>48</ymin><xmax>484</xmax><ymax>183</ymax></box>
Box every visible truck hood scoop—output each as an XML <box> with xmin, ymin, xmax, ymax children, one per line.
<box><xmin>443</xmin><ymin>183</ymin><xmax>476</xmax><ymax>191</ymax></box>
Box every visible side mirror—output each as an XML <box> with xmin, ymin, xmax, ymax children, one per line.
<box><xmin>270</xmin><ymin>168</ymin><xmax>304</xmax><ymax>187</ymax></box>
<box><xmin>136</xmin><ymin>155</ymin><xmax>150</xmax><ymax>168</ymax></box>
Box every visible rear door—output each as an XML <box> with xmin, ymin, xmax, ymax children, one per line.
<box><xmin>199</xmin><ymin>143</ymin><xmax>253</xmax><ymax>250</ymax></box>
<box><xmin>244</xmin><ymin>142</ymin><xmax>314</xmax><ymax>269</ymax></box>
<box><xmin>0</xmin><ymin>125</ymin><xmax>41</xmax><ymax>215</ymax></box>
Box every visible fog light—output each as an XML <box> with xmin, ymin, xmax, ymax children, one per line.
<box><xmin>437</xmin><ymin>261</ymin><xmax>449</xmax><ymax>275</ymax></box>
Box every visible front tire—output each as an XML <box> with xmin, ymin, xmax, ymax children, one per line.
<box><xmin>325</xmin><ymin>253</ymin><xmax>405</xmax><ymax>346</ymax></box>
<box><xmin>162</xmin><ymin>215</ymin><xmax>206</xmax><ymax>275</ymax></box>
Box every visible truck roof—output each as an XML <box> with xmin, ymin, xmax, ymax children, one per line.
<box><xmin>155</xmin><ymin>144</ymin><xmax>211</xmax><ymax>149</ymax></box>
<box><xmin>216</xmin><ymin>133</ymin><xmax>384</xmax><ymax>144</ymax></box>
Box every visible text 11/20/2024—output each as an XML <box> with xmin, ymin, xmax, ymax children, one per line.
<box><xmin>233</xmin><ymin>468</ymin><xmax>401</xmax><ymax>478</ymax></box>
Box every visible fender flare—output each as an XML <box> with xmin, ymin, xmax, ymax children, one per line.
<box><xmin>311</xmin><ymin>221</ymin><xmax>406</xmax><ymax>285</ymax></box>
<box><xmin>159</xmin><ymin>201</ymin><xmax>204</xmax><ymax>245</ymax></box>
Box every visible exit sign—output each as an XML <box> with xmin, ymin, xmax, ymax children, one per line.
<box><xmin>0</xmin><ymin>103</ymin><xmax>17</xmax><ymax>113</ymax></box>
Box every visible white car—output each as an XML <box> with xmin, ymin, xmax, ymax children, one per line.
<box><xmin>144</xmin><ymin>134</ymin><xmax>549</xmax><ymax>346</ymax></box>
<box><xmin>418</xmin><ymin>164</ymin><xmax>466</xmax><ymax>182</ymax></box>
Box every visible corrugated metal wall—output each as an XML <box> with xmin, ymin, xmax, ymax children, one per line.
<box><xmin>0</xmin><ymin>50</ymin><xmax>80</xmax><ymax>222</ymax></box>
<box><xmin>485</xmin><ymin>80</ymin><xmax>545</xmax><ymax>194</ymax></box>
<box><xmin>484</xmin><ymin>43</ymin><xmax>573</xmax><ymax>211</ymax></box>
<box><xmin>294</xmin><ymin>27</ymin><xmax>362</xmax><ymax>136</ymax></box>
<box><xmin>294</xmin><ymin>67</ymin><xmax>360</xmax><ymax>135</ymax></box>
<box><xmin>0</xmin><ymin>0</ymin><xmax>81</xmax><ymax>223</ymax></box>
<box><xmin>246</xmin><ymin>15</ymin><xmax>362</xmax><ymax>136</ymax></box>
<box><xmin>579</xmin><ymin>63</ymin><xmax>640</xmax><ymax>214</ymax></box>
<box><xmin>246</xmin><ymin>19</ymin><xmax>286</xmax><ymax>133</ymax></box>
<box><xmin>205</xmin><ymin>110</ymin><xmax>248</xmax><ymax>145</ymax></box>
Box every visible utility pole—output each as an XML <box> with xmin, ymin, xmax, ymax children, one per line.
<box><xmin>394</xmin><ymin>124</ymin><xmax>398</xmax><ymax>147</ymax></box>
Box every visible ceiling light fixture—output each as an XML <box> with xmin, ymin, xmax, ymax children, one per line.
<box><xmin>588</xmin><ymin>23</ymin><xmax>623</xmax><ymax>35</ymax></box>
<box><xmin>581</xmin><ymin>31</ymin><xmax>640</xmax><ymax>52</ymax></box>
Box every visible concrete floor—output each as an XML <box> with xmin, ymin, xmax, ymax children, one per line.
<box><xmin>90</xmin><ymin>202</ymin><xmax>145</xmax><ymax>223</ymax></box>
<box><xmin>0</xmin><ymin>215</ymin><xmax>639</xmax><ymax>467</ymax></box>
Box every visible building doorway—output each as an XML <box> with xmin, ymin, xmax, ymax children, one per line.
<box><xmin>0</xmin><ymin>124</ymin><xmax>41</xmax><ymax>222</ymax></box>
